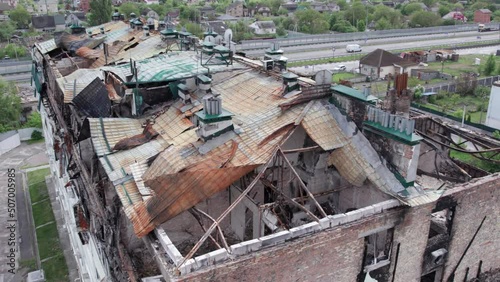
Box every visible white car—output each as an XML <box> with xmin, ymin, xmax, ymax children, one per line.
<box><xmin>333</xmin><ymin>65</ymin><xmax>346</xmax><ymax>72</ymax></box>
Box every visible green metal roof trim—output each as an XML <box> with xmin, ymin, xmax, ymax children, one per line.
<box><xmin>195</xmin><ymin>109</ymin><xmax>234</xmax><ymax>123</ymax></box>
<box><xmin>331</xmin><ymin>84</ymin><xmax>378</xmax><ymax>103</ymax></box>
<box><xmin>363</xmin><ymin>121</ymin><xmax>423</xmax><ymax>146</ymax></box>
<box><xmin>102</xmin><ymin>52</ymin><xmax>240</xmax><ymax>84</ymax></box>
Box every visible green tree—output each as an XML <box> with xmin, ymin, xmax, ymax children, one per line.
<box><xmin>483</xmin><ymin>54</ymin><xmax>496</xmax><ymax>76</ymax></box>
<box><xmin>438</xmin><ymin>6</ymin><xmax>450</xmax><ymax>17</ymax></box>
<box><xmin>373</xmin><ymin>5</ymin><xmax>401</xmax><ymax>28</ymax></box>
<box><xmin>276</xmin><ymin>26</ymin><xmax>286</xmax><ymax>36</ymax></box>
<box><xmin>410</xmin><ymin>11</ymin><xmax>442</xmax><ymax>27</ymax></box>
<box><xmin>119</xmin><ymin>3</ymin><xmax>140</xmax><ymax>19</ymax></box>
<box><xmin>336</xmin><ymin>0</ymin><xmax>347</xmax><ymax>10</ymax></box>
<box><xmin>402</xmin><ymin>3</ymin><xmax>423</xmax><ymax>16</ymax></box>
<box><xmin>0</xmin><ymin>43</ymin><xmax>27</xmax><ymax>58</ymax></box>
<box><xmin>0</xmin><ymin>78</ymin><xmax>21</xmax><ymax>133</ymax></box>
<box><xmin>345</xmin><ymin>2</ymin><xmax>367</xmax><ymax>26</ymax></box>
<box><xmin>375</xmin><ymin>18</ymin><xmax>391</xmax><ymax>30</ymax></box>
<box><xmin>422</xmin><ymin>0</ymin><xmax>436</xmax><ymax>8</ymax></box>
<box><xmin>23</xmin><ymin>112</ymin><xmax>42</xmax><ymax>128</ymax></box>
<box><xmin>148</xmin><ymin>4</ymin><xmax>166</xmax><ymax>17</ymax></box>
<box><xmin>268</xmin><ymin>0</ymin><xmax>283</xmax><ymax>15</ymax></box>
<box><xmin>357</xmin><ymin>19</ymin><xmax>365</xmax><ymax>32</ymax></box>
<box><xmin>295</xmin><ymin>9</ymin><xmax>329</xmax><ymax>34</ymax></box>
<box><xmin>9</xmin><ymin>6</ymin><xmax>30</xmax><ymax>28</ymax></box>
<box><xmin>88</xmin><ymin>0</ymin><xmax>113</xmax><ymax>26</ymax></box>
<box><xmin>0</xmin><ymin>21</ymin><xmax>16</xmax><ymax>41</ymax></box>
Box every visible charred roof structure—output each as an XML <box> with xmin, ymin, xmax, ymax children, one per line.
<box><xmin>32</xmin><ymin>18</ymin><xmax>500</xmax><ymax>282</ymax></box>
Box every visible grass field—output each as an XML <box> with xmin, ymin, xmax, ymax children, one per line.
<box><xmin>27</xmin><ymin>168</ymin><xmax>69</xmax><ymax>282</ymax></box>
<box><xmin>332</xmin><ymin>72</ymin><xmax>363</xmax><ymax>83</ymax></box>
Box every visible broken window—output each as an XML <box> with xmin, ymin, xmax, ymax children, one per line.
<box><xmin>358</xmin><ymin>228</ymin><xmax>394</xmax><ymax>282</ymax></box>
<box><xmin>78</xmin><ymin>231</ymin><xmax>90</xmax><ymax>245</ymax></box>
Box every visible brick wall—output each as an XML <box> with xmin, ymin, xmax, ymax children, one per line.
<box><xmin>180</xmin><ymin>205</ymin><xmax>434</xmax><ymax>282</ymax></box>
<box><xmin>441</xmin><ymin>174</ymin><xmax>500</xmax><ymax>281</ymax></box>
<box><xmin>174</xmin><ymin>174</ymin><xmax>500</xmax><ymax>282</ymax></box>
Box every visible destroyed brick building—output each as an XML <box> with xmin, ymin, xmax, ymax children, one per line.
<box><xmin>32</xmin><ymin>18</ymin><xmax>500</xmax><ymax>282</ymax></box>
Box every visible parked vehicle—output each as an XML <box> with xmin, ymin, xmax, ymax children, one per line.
<box><xmin>478</xmin><ymin>24</ymin><xmax>499</xmax><ymax>32</ymax></box>
<box><xmin>333</xmin><ymin>65</ymin><xmax>346</xmax><ymax>72</ymax></box>
<box><xmin>346</xmin><ymin>44</ymin><xmax>362</xmax><ymax>53</ymax></box>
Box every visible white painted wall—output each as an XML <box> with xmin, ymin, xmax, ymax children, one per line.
<box><xmin>486</xmin><ymin>84</ymin><xmax>500</xmax><ymax>129</ymax></box>
<box><xmin>0</xmin><ymin>131</ymin><xmax>21</xmax><ymax>156</ymax></box>
<box><xmin>40</xmin><ymin>105</ymin><xmax>109</xmax><ymax>282</ymax></box>
<box><xmin>18</xmin><ymin>128</ymin><xmax>43</xmax><ymax>141</ymax></box>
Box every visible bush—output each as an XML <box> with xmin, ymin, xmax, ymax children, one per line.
<box><xmin>31</xmin><ymin>130</ymin><xmax>43</xmax><ymax>140</ymax></box>
<box><xmin>23</xmin><ymin>112</ymin><xmax>42</xmax><ymax>128</ymax></box>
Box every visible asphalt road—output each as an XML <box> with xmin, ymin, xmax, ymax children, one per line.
<box><xmin>246</xmin><ymin>32</ymin><xmax>500</xmax><ymax>61</ymax></box>
<box><xmin>0</xmin><ymin>73</ymin><xmax>32</xmax><ymax>82</ymax></box>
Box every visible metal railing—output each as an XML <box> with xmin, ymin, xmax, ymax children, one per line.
<box><xmin>238</xmin><ymin>23</ymin><xmax>499</xmax><ymax>50</ymax></box>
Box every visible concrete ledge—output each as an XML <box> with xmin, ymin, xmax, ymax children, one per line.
<box><xmin>328</xmin><ymin>213</ymin><xmax>347</xmax><ymax>227</ymax></box>
<box><xmin>230</xmin><ymin>238</ymin><xmax>262</xmax><ymax>256</ymax></box>
<box><xmin>259</xmin><ymin>230</ymin><xmax>291</xmax><ymax>247</ymax></box>
<box><xmin>205</xmin><ymin>249</ymin><xmax>228</xmax><ymax>265</ymax></box>
<box><xmin>178</xmin><ymin>258</ymin><xmax>196</xmax><ymax>275</ymax></box>
<box><xmin>289</xmin><ymin>221</ymin><xmax>320</xmax><ymax>238</ymax></box>
<box><xmin>319</xmin><ymin>217</ymin><xmax>331</xmax><ymax>229</ymax></box>
<box><xmin>345</xmin><ymin>209</ymin><xmax>364</xmax><ymax>222</ymax></box>
<box><xmin>357</xmin><ymin>206</ymin><xmax>375</xmax><ymax>218</ymax></box>
<box><xmin>382</xmin><ymin>199</ymin><xmax>401</xmax><ymax>210</ymax></box>
<box><xmin>194</xmin><ymin>254</ymin><xmax>209</xmax><ymax>268</ymax></box>
<box><xmin>155</xmin><ymin>227</ymin><xmax>183</xmax><ymax>266</ymax></box>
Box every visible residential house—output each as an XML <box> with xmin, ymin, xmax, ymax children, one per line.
<box><xmin>167</xmin><ymin>9</ymin><xmax>180</xmax><ymax>20</ymax></box>
<box><xmin>216</xmin><ymin>14</ymin><xmax>238</xmax><ymax>22</ymax></box>
<box><xmin>199</xmin><ymin>6</ymin><xmax>216</xmax><ymax>19</ymax></box>
<box><xmin>474</xmin><ymin>9</ymin><xmax>491</xmax><ymax>23</ymax></box>
<box><xmin>35</xmin><ymin>0</ymin><xmax>58</xmax><ymax>14</ymax></box>
<box><xmin>381</xmin><ymin>1</ymin><xmax>396</xmax><ymax>8</ymax></box>
<box><xmin>32</xmin><ymin>15</ymin><xmax>66</xmax><ymax>32</ymax></box>
<box><xmin>359</xmin><ymin>48</ymin><xmax>408</xmax><ymax>79</ymax></box>
<box><xmin>279</xmin><ymin>2</ymin><xmax>298</xmax><ymax>15</ymax></box>
<box><xmin>393</xmin><ymin>60</ymin><xmax>420</xmax><ymax>76</ymax></box>
<box><xmin>201</xmin><ymin>21</ymin><xmax>228</xmax><ymax>36</ymax></box>
<box><xmin>442</xmin><ymin>11</ymin><xmax>467</xmax><ymax>22</ymax></box>
<box><xmin>249</xmin><ymin>4</ymin><xmax>271</xmax><ymax>17</ymax></box>
<box><xmin>226</xmin><ymin>1</ymin><xmax>248</xmax><ymax>17</ymax></box>
<box><xmin>144</xmin><ymin>0</ymin><xmax>159</xmax><ymax>4</ymax></box>
<box><xmin>310</xmin><ymin>2</ymin><xmax>340</xmax><ymax>12</ymax></box>
<box><xmin>249</xmin><ymin>21</ymin><xmax>276</xmax><ymax>35</ymax></box>
<box><xmin>0</xmin><ymin>2</ymin><xmax>13</xmax><ymax>21</ymax></box>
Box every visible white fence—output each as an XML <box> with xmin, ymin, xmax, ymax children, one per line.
<box><xmin>0</xmin><ymin>128</ymin><xmax>43</xmax><ymax>156</ymax></box>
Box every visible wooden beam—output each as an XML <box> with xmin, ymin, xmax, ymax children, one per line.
<box><xmin>278</xmin><ymin>148</ymin><xmax>328</xmax><ymax>218</ymax></box>
<box><xmin>281</xmin><ymin>145</ymin><xmax>320</xmax><ymax>154</ymax></box>
<box><xmin>188</xmin><ymin>209</ymin><xmax>222</xmax><ymax>250</ymax></box>
<box><xmin>178</xmin><ymin>147</ymin><xmax>280</xmax><ymax>268</ymax></box>
<box><xmin>260</xmin><ymin>178</ymin><xmax>320</xmax><ymax>222</ymax></box>
<box><xmin>192</xmin><ymin>207</ymin><xmax>230</xmax><ymax>251</ymax></box>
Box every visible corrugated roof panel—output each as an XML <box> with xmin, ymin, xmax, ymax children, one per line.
<box><xmin>99</xmin><ymin>137</ymin><xmax>169</xmax><ymax>182</ymax></box>
<box><xmin>115</xmin><ymin>179</ymin><xmax>142</xmax><ymax>208</ymax></box>
<box><xmin>71</xmin><ymin>78</ymin><xmax>111</xmax><ymax>117</ymax></box>
<box><xmin>153</xmin><ymin>105</ymin><xmax>194</xmax><ymax>141</ymax></box>
<box><xmin>130</xmin><ymin>161</ymin><xmax>153</xmax><ymax>197</ymax></box>
<box><xmin>301</xmin><ymin>101</ymin><xmax>348</xmax><ymax>151</ymax></box>
<box><xmin>328</xmin><ymin>142</ymin><xmax>368</xmax><ymax>186</ymax></box>
<box><xmin>35</xmin><ymin>39</ymin><xmax>57</xmax><ymax>54</ymax></box>
<box><xmin>57</xmin><ymin>69</ymin><xmax>104</xmax><ymax>103</ymax></box>
<box><xmin>89</xmin><ymin>118</ymin><xmax>144</xmax><ymax>156</ymax></box>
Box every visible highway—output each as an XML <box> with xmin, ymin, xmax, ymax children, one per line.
<box><xmin>245</xmin><ymin>32</ymin><xmax>500</xmax><ymax>62</ymax></box>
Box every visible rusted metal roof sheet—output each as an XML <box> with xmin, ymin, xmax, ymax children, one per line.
<box><xmin>152</xmin><ymin>104</ymin><xmax>194</xmax><ymax>141</ymax></box>
<box><xmin>130</xmin><ymin>161</ymin><xmax>153</xmax><ymax>197</ymax></box>
<box><xmin>328</xmin><ymin>142</ymin><xmax>368</xmax><ymax>186</ymax></box>
<box><xmin>116</xmin><ymin>179</ymin><xmax>143</xmax><ymax>207</ymax></box>
<box><xmin>301</xmin><ymin>101</ymin><xmax>348</xmax><ymax>151</ymax></box>
<box><xmin>100</xmin><ymin>138</ymin><xmax>169</xmax><ymax>182</ymax></box>
<box><xmin>57</xmin><ymin>69</ymin><xmax>104</xmax><ymax>103</ymax></box>
<box><xmin>136</xmin><ymin>164</ymin><xmax>259</xmax><ymax>237</ymax></box>
<box><xmin>89</xmin><ymin>118</ymin><xmax>144</xmax><ymax>156</ymax></box>
<box><xmin>75</xmin><ymin>46</ymin><xmax>101</xmax><ymax>59</ymax></box>
<box><xmin>113</xmin><ymin>124</ymin><xmax>159</xmax><ymax>151</ymax></box>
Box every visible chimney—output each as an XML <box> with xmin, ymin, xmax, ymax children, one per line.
<box><xmin>177</xmin><ymin>83</ymin><xmax>191</xmax><ymax>104</ymax></box>
<box><xmin>282</xmin><ymin>72</ymin><xmax>300</xmax><ymax>95</ymax></box>
<box><xmin>202</xmin><ymin>94</ymin><xmax>222</xmax><ymax>115</ymax></box>
<box><xmin>143</xmin><ymin>26</ymin><xmax>150</xmax><ymax>36</ymax></box>
<box><xmin>195</xmin><ymin>93</ymin><xmax>234</xmax><ymax>142</ymax></box>
<box><xmin>197</xmin><ymin>74</ymin><xmax>212</xmax><ymax>93</ymax></box>
<box><xmin>112</xmin><ymin>9</ymin><xmax>120</xmax><ymax>21</ymax></box>
<box><xmin>364</xmin><ymin>106</ymin><xmax>421</xmax><ymax>187</ymax></box>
